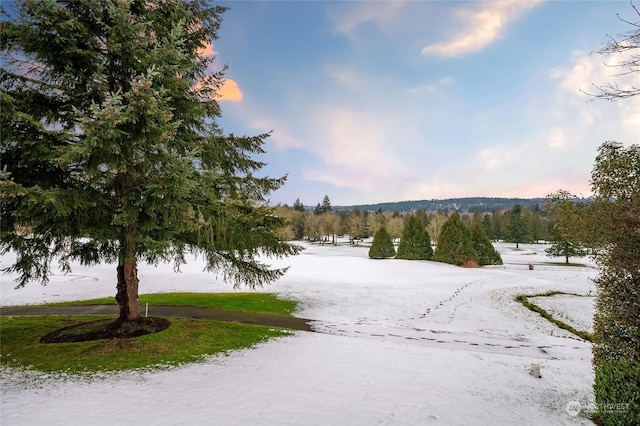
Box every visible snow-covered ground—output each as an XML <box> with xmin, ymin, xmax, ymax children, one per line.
<box><xmin>529</xmin><ymin>294</ymin><xmax>596</xmax><ymax>334</ymax></box>
<box><xmin>1</xmin><ymin>241</ymin><xmax>599</xmax><ymax>425</ymax></box>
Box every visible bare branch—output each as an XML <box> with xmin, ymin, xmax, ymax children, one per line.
<box><xmin>585</xmin><ymin>0</ymin><xmax>640</xmax><ymax>101</ymax></box>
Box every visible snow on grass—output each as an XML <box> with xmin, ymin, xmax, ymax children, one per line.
<box><xmin>1</xmin><ymin>241</ymin><xmax>599</xmax><ymax>425</ymax></box>
<box><xmin>529</xmin><ymin>294</ymin><xmax>596</xmax><ymax>334</ymax></box>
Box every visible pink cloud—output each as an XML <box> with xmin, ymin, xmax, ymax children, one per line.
<box><xmin>190</xmin><ymin>77</ymin><xmax>243</xmax><ymax>102</ymax></box>
<box><xmin>197</xmin><ymin>42</ymin><xmax>217</xmax><ymax>58</ymax></box>
<box><xmin>194</xmin><ymin>41</ymin><xmax>242</xmax><ymax>102</ymax></box>
<box><xmin>422</xmin><ymin>1</ymin><xmax>541</xmax><ymax>57</ymax></box>
<box><xmin>511</xmin><ymin>174</ymin><xmax>593</xmax><ymax>199</ymax></box>
<box><xmin>218</xmin><ymin>79</ymin><xmax>243</xmax><ymax>102</ymax></box>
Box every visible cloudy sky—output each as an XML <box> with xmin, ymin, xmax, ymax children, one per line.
<box><xmin>210</xmin><ymin>0</ymin><xmax>639</xmax><ymax>206</ymax></box>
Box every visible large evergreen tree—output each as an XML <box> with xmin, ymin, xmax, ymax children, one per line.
<box><xmin>505</xmin><ymin>204</ymin><xmax>532</xmax><ymax>248</ymax></box>
<box><xmin>0</xmin><ymin>0</ymin><xmax>300</xmax><ymax>324</ymax></box>
<box><xmin>470</xmin><ymin>223</ymin><xmax>502</xmax><ymax>266</ymax></box>
<box><xmin>292</xmin><ymin>198</ymin><xmax>305</xmax><ymax>212</ymax></box>
<box><xmin>368</xmin><ymin>227</ymin><xmax>395</xmax><ymax>259</ymax></box>
<box><xmin>396</xmin><ymin>215</ymin><xmax>433</xmax><ymax>260</ymax></box>
<box><xmin>481</xmin><ymin>213</ymin><xmax>494</xmax><ymax>241</ymax></box>
<box><xmin>321</xmin><ymin>195</ymin><xmax>332</xmax><ymax>213</ymax></box>
<box><xmin>314</xmin><ymin>195</ymin><xmax>332</xmax><ymax>215</ymax></box>
<box><xmin>433</xmin><ymin>212</ymin><xmax>478</xmax><ymax>266</ymax></box>
<box><xmin>290</xmin><ymin>198</ymin><xmax>306</xmax><ymax>240</ymax></box>
<box><xmin>366</xmin><ymin>209</ymin><xmax>387</xmax><ymax>236</ymax></box>
<box><xmin>491</xmin><ymin>208</ymin><xmax>505</xmax><ymax>241</ymax></box>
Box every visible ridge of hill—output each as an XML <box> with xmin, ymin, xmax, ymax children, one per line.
<box><xmin>332</xmin><ymin>197</ymin><xmax>547</xmax><ymax>213</ymax></box>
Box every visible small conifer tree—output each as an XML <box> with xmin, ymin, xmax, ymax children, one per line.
<box><xmin>505</xmin><ymin>204</ymin><xmax>532</xmax><ymax>248</ymax></box>
<box><xmin>368</xmin><ymin>227</ymin><xmax>395</xmax><ymax>259</ymax></box>
<box><xmin>396</xmin><ymin>216</ymin><xmax>433</xmax><ymax>260</ymax></box>
<box><xmin>544</xmin><ymin>240</ymin><xmax>588</xmax><ymax>264</ymax></box>
<box><xmin>544</xmin><ymin>191</ymin><xmax>588</xmax><ymax>264</ymax></box>
<box><xmin>433</xmin><ymin>212</ymin><xmax>478</xmax><ymax>266</ymax></box>
<box><xmin>470</xmin><ymin>223</ymin><xmax>503</xmax><ymax>265</ymax></box>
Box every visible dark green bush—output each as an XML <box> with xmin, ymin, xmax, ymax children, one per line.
<box><xmin>368</xmin><ymin>227</ymin><xmax>395</xmax><ymax>259</ymax></box>
<box><xmin>396</xmin><ymin>215</ymin><xmax>433</xmax><ymax>260</ymax></box>
<box><xmin>470</xmin><ymin>223</ymin><xmax>502</xmax><ymax>265</ymax></box>
<box><xmin>588</xmin><ymin>143</ymin><xmax>640</xmax><ymax>426</ymax></box>
<box><xmin>593</xmin><ymin>357</ymin><xmax>640</xmax><ymax>425</ymax></box>
<box><xmin>433</xmin><ymin>212</ymin><xmax>477</xmax><ymax>266</ymax></box>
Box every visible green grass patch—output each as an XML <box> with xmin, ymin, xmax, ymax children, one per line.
<box><xmin>2</xmin><ymin>293</ymin><xmax>298</xmax><ymax>373</ymax></box>
<box><xmin>44</xmin><ymin>292</ymin><xmax>297</xmax><ymax>316</ymax></box>
<box><xmin>0</xmin><ymin>315</ymin><xmax>289</xmax><ymax>373</ymax></box>
<box><xmin>515</xmin><ymin>291</ymin><xmax>593</xmax><ymax>342</ymax></box>
<box><xmin>542</xmin><ymin>262</ymin><xmax>588</xmax><ymax>267</ymax></box>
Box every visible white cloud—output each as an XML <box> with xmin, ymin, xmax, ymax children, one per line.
<box><xmin>558</xmin><ymin>48</ymin><xmax>640</xmax><ymax>102</ymax></box>
<box><xmin>304</xmin><ymin>108</ymin><xmax>397</xmax><ymax>192</ymax></box>
<box><xmin>331</xmin><ymin>1</ymin><xmax>406</xmax><ymax>38</ymax></box>
<box><xmin>408</xmin><ymin>77</ymin><xmax>455</xmax><ymax>95</ymax></box>
<box><xmin>547</xmin><ymin>127</ymin><xmax>566</xmax><ymax>148</ymax></box>
<box><xmin>452</xmin><ymin>45</ymin><xmax>640</xmax><ymax>200</ymax></box>
<box><xmin>621</xmin><ymin>100</ymin><xmax>640</xmax><ymax>128</ymax></box>
<box><xmin>478</xmin><ymin>146</ymin><xmax>516</xmax><ymax>171</ymax></box>
<box><xmin>271</xmin><ymin>131</ymin><xmax>302</xmax><ymax>150</ymax></box>
<box><xmin>327</xmin><ymin>67</ymin><xmax>373</xmax><ymax>94</ymax></box>
<box><xmin>550</xmin><ymin>50</ymin><xmax>597</xmax><ymax>94</ymax></box>
<box><xmin>550</xmin><ymin>49</ymin><xmax>640</xmax><ymax>134</ymax></box>
<box><xmin>246</xmin><ymin>117</ymin><xmax>302</xmax><ymax>150</ymax></box>
<box><xmin>422</xmin><ymin>1</ymin><xmax>541</xmax><ymax>57</ymax></box>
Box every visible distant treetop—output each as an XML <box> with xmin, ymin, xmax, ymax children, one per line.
<box><xmin>331</xmin><ymin>197</ymin><xmax>550</xmax><ymax>213</ymax></box>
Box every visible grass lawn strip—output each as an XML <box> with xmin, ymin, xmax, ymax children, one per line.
<box><xmin>44</xmin><ymin>292</ymin><xmax>297</xmax><ymax>316</ymax></box>
<box><xmin>1</xmin><ymin>293</ymin><xmax>297</xmax><ymax>374</ymax></box>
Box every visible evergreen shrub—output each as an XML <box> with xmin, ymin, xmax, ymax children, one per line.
<box><xmin>396</xmin><ymin>216</ymin><xmax>433</xmax><ymax>260</ymax></box>
<box><xmin>369</xmin><ymin>227</ymin><xmax>395</xmax><ymax>259</ymax></box>
<box><xmin>470</xmin><ymin>223</ymin><xmax>503</xmax><ymax>265</ymax></box>
<box><xmin>433</xmin><ymin>212</ymin><xmax>477</xmax><ymax>266</ymax></box>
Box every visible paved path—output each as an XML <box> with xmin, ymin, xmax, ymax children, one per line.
<box><xmin>0</xmin><ymin>305</ymin><xmax>315</xmax><ymax>332</ymax></box>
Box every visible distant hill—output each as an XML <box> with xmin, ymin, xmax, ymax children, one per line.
<box><xmin>332</xmin><ymin>197</ymin><xmax>547</xmax><ymax>213</ymax></box>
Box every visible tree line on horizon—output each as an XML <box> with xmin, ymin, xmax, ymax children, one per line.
<box><xmin>330</xmin><ymin>196</ymin><xmax>551</xmax><ymax>215</ymax></box>
<box><xmin>274</xmin><ymin>195</ymin><xmax>585</xmax><ymax>261</ymax></box>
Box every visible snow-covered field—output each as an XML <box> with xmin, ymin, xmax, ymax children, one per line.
<box><xmin>1</xmin><ymin>241</ymin><xmax>599</xmax><ymax>425</ymax></box>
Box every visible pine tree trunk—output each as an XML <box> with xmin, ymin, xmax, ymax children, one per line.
<box><xmin>116</xmin><ymin>259</ymin><xmax>140</xmax><ymax>321</ymax></box>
